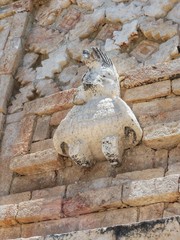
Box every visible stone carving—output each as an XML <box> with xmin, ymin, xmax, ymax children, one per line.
<box><xmin>53</xmin><ymin>47</ymin><xmax>142</xmax><ymax>167</ymax></box>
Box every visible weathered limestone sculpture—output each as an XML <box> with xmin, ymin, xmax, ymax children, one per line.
<box><xmin>53</xmin><ymin>47</ymin><xmax>142</xmax><ymax>167</ymax></box>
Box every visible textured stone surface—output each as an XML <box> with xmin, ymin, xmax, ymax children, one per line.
<box><xmin>12</xmin><ymin>115</ymin><xmax>36</xmax><ymax>156</ymax></box>
<box><xmin>167</xmin><ymin>2</ymin><xmax>180</xmax><ymax>24</ymax></box>
<box><xmin>50</xmin><ymin>110</ymin><xmax>70</xmax><ymax>126</ymax></box>
<box><xmin>0</xmin><ymin>75</ymin><xmax>14</xmax><ymax>113</ymax></box>
<box><xmin>123</xmin><ymin>174</ymin><xmax>179</xmax><ymax>206</ymax></box>
<box><xmin>10</xmin><ymin>149</ymin><xmax>63</xmax><ymax>175</ymax></box>
<box><xmin>169</xmin><ymin>144</ymin><xmax>180</xmax><ymax>164</ymax></box>
<box><xmin>166</xmin><ymin>163</ymin><xmax>180</xmax><ymax>176</ymax></box>
<box><xmin>0</xmin><ymin>226</ymin><xmax>21</xmax><ymax>240</ymax></box>
<box><xmin>121</xmin><ymin>58</ymin><xmax>180</xmax><ymax>88</ymax></box>
<box><xmin>17</xmin><ymin>197</ymin><xmax>62</xmax><ymax>223</ymax></box>
<box><xmin>10</xmin><ymin>171</ymin><xmax>56</xmax><ymax>194</ymax></box>
<box><xmin>123</xmin><ymin>80</ymin><xmax>171</xmax><ymax>103</ymax></box>
<box><xmin>164</xmin><ymin>202</ymin><xmax>180</xmax><ymax>217</ymax></box>
<box><xmin>32</xmin><ymin>185</ymin><xmax>66</xmax><ymax>200</ymax></box>
<box><xmin>0</xmin><ymin>192</ymin><xmax>30</xmax><ymax>205</ymax></box>
<box><xmin>143</xmin><ymin>121</ymin><xmax>180</xmax><ymax>149</ymax></box>
<box><xmin>0</xmin><ymin>112</ymin><xmax>5</xmax><ymax>137</ymax></box>
<box><xmin>6</xmin><ymin>111</ymin><xmax>24</xmax><ymax>124</ymax></box>
<box><xmin>30</xmin><ymin>139</ymin><xmax>54</xmax><ymax>153</ymax></box>
<box><xmin>24</xmin><ymin>89</ymin><xmax>76</xmax><ymax>115</ymax></box>
<box><xmin>63</xmin><ymin>185</ymin><xmax>122</xmax><ymax>217</ymax></box>
<box><xmin>33</xmin><ymin>116</ymin><xmax>50</xmax><ymax>142</ymax></box>
<box><xmin>0</xmin><ymin>204</ymin><xmax>18</xmax><ymax>227</ymax></box>
<box><xmin>139</xmin><ymin>203</ymin><xmax>164</xmax><ymax>222</ymax></box>
<box><xmin>172</xmin><ymin>78</ymin><xmax>180</xmax><ymax>95</ymax></box>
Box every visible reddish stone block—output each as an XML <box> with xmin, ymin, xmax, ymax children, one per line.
<box><xmin>121</xmin><ymin>58</ymin><xmax>180</xmax><ymax>89</ymax></box>
<box><xmin>50</xmin><ymin>109</ymin><xmax>70</xmax><ymax>126</ymax></box>
<box><xmin>139</xmin><ymin>203</ymin><xmax>164</xmax><ymax>221</ymax></box>
<box><xmin>96</xmin><ymin>23</ymin><xmax>120</xmax><ymax>41</ymax></box>
<box><xmin>0</xmin><ymin>225</ymin><xmax>21</xmax><ymax>240</ymax></box>
<box><xmin>24</xmin><ymin>89</ymin><xmax>76</xmax><ymax>115</ymax></box>
<box><xmin>63</xmin><ymin>185</ymin><xmax>122</xmax><ymax>217</ymax></box>
<box><xmin>12</xmin><ymin>0</ymin><xmax>33</xmax><ymax>12</ymax></box>
<box><xmin>0</xmin><ymin>192</ymin><xmax>31</xmax><ymax>205</ymax></box>
<box><xmin>32</xmin><ymin>185</ymin><xmax>66</xmax><ymax>200</ymax></box>
<box><xmin>17</xmin><ymin>197</ymin><xmax>62</xmax><ymax>223</ymax></box>
<box><xmin>13</xmin><ymin>115</ymin><xmax>36</xmax><ymax>156</ymax></box>
<box><xmin>0</xmin><ymin>204</ymin><xmax>18</xmax><ymax>227</ymax></box>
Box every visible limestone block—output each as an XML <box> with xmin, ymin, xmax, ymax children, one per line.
<box><xmin>167</xmin><ymin>3</ymin><xmax>180</xmax><ymax>24</ymax></box>
<box><xmin>169</xmin><ymin>144</ymin><xmax>180</xmax><ymax>164</ymax></box>
<box><xmin>123</xmin><ymin>80</ymin><xmax>171</xmax><ymax>103</ymax></box>
<box><xmin>17</xmin><ymin>197</ymin><xmax>62</xmax><ymax>223</ymax></box>
<box><xmin>121</xmin><ymin>58</ymin><xmax>180</xmax><ymax>88</ymax></box>
<box><xmin>12</xmin><ymin>115</ymin><xmax>36</xmax><ymax>156</ymax></box>
<box><xmin>10</xmin><ymin>171</ymin><xmax>56</xmax><ymax>194</ymax></box>
<box><xmin>58</xmin><ymin>65</ymin><xmax>79</xmax><ymax>88</ymax></box>
<box><xmin>0</xmin><ymin>75</ymin><xmax>14</xmax><ymax>114</ymax></box>
<box><xmin>172</xmin><ymin>78</ymin><xmax>180</xmax><ymax>95</ymax></box>
<box><xmin>10</xmin><ymin>149</ymin><xmax>63</xmax><ymax>175</ymax></box>
<box><xmin>35</xmin><ymin>0</ymin><xmax>71</xmax><ymax>26</ymax></box>
<box><xmin>143</xmin><ymin>0</ymin><xmax>178</xmax><ymax>18</ymax></box>
<box><xmin>0</xmin><ymin>226</ymin><xmax>21</xmax><ymax>240</ymax></box>
<box><xmin>139</xmin><ymin>203</ymin><xmax>164</xmax><ymax>221</ymax></box>
<box><xmin>33</xmin><ymin>116</ymin><xmax>50</xmax><ymax>142</ymax></box>
<box><xmin>143</xmin><ymin>121</ymin><xmax>180</xmax><ymax>149</ymax></box>
<box><xmin>113</xmin><ymin>20</ymin><xmax>138</xmax><ymax>46</ymax></box>
<box><xmin>0</xmin><ymin>0</ymin><xmax>12</xmax><ymax>6</ymax></box>
<box><xmin>139</xmin><ymin>18</ymin><xmax>178</xmax><ymax>41</ymax></box>
<box><xmin>106</xmin><ymin>2</ymin><xmax>143</xmax><ymax>23</ymax></box>
<box><xmin>131</xmin><ymin>40</ymin><xmax>159</xmax><ymax>62</ymax></box>
<box><xmin>26</xmin><ymin>26</ymin><xmax>64</xmax><ymax>54</ymax></box>
<box><xmin>10</xmin><ymin>12</ymin><xmax>29</xmax><ymax>39</ymax></box>
<box><xmin>146</xmin><ymin>35</ymin><xmax>179</xmax><ymax>65</ymax></box>
<box><xmin>166</xmin><ymin>163</ymin><xmax>180</xmax><ymax>176</ymax></box>
<box><xmin>32</xmin><ymin>186</ymin><xmax>66</xmax><ymax>200</ymax></box>
<box><xmin>53</xmin><ymin>48</ymin><xmax>142</xmax><ymax>167</ymax></box>
<box><xmin>35</xmin><ymin>79</ymin><xmax>59</xmax><ymax>97</ymax></box>
<box><xmin>97</xmin><ymin>23</ymin><xmax>120</xmax><ymax>41</ymax></box>
<box><xmin>76</xmin><ymin>0</ymin><xmax>104</xmax><ymax>10</ymax></box>
<box><xmin>0</xmin><ymin>204</ymin><xmax>18</xmax><ymax>227</ymax></box>
<box><xmin>31</xmin><ymin>139</ymin><xmax>54</xmax><ymax>153</ymax></box>
<box><xmin>69</xmin><ymin>8</ymin><xmax>105</xmax><ymax>40</ymax></box>
<box><xmin>122</xmin><ymin>174</ymin><xmax>179</xmax><ymax>206</ymax></box>
<box><xmin>63</xmin><ymin>185</ymin><xmax>123</xmax><ymax>217</ymax></box>
<box><xmin>56</xmin><ymin>8</ymin><xmax>81</xmax><ymax>33</ymax></box>
<box><xmin>36</xmin><ymin>46</ymin><xmax>68</xmax><ymax>79</ymax></box>
<box><xmin>104</xmin><ymin>39</ymin><xmax>120</xmax><ymax>52</ymax></box>
<box><xmin>0</xmin><ymin>192</ymin><xmax>30</xmax><ymax>205</ymax></box>
<box><xmin>164</xmin><ymin>202</ymin><xmax>180</xmax><ymax>217</ymax></box>
<box><xmin>24</xmin><ymin>88</ymin><xmax>76</xmax><ymax>115</ymax></box>
<box><xmin>0</xmin><ymin>19</ymin><xmax>11</xmax><ymax>51</ymax></box>
<box><xmin>16</xmin><ymin>67</ymin><xmax>36</xmax><ymax>86</ymax></box>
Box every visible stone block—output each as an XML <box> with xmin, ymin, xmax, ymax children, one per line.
<box><xmin>166</xmin><ymin>163</ymin><xmax>180</xmax><ymax>176</ymax></box>
<box><xmin>76</xmin><ymin>0</ymin><xmax>104</xmax><ymax>10</ymax></box>
<box><xmin>0</xmin><ymin>112</ymin><xmax>5</xmax><ymax>137</ymax></box>
<box><xmin>66</xmin><ymin>177</ymin><xmax>112</xmax><ymax>198</ymax></box>
<box><xmin>13</xmin><ymin>115</ymin><xmax>36</xmax><ymax>156</ymax></box>
<box><xmin>0</xmin><ymin>192</ymin><xmax>30</xmax><ymax>205</ymax></box>
<box><xmin>10</xmin><ymin>12</ymin><xmax>29</xmax><ymax>39</ymax></box>
<box><xmin>96</xmin><ymin>23</ymin><xmax>119</xmax><ymax>41</ymax></box>
<box><xmin>10</xmin><ymin>149</ymin><xmax>63</xmax><ymax>175</ymax></box>
<box><xmin>24</xmin><ymin>89</ymin><xmax>76</xmax><ymax>115</ymax></box>
<box><xmin>167</xmin><ymin>2</ymin><xmax>180</xmax><ymax>24</ymax></box>
<box><xmin>143</xmin><ymin>121</ymin><xmax>180</xmax><ymax>149</ymax></box>
<box><xmin>121</xmin><ymin>58</ymin><xmax>180</xmax><ymax>89</ymax></box>
<box><xmin>172</xmin><ymin>78</ymin><xmax>180</xmax><ymax>95</ymax></box>
<box><xmin>123</xmin><ymin>80</ymin><xmax>171</xmax><ymax>103</ymax></box>
<box><xmin>50</xmin><ymin>110</ymin><xmax>70</xmax><ymax>126</ymax></box>
<box><xmin>131</xmin><ymin>40</ymin><xmax>159</xmax><ymax>62</ymax></box>
<box><xmin>0</xmin><ymin>225</ymin><xmax>21</xmax><ymax>240</ymax></box>
<box><xmin>164</xmin><ymin>202</ymin><xmax>180</xmax><ymax>218</ymax></box>
<box><xmin>35</xmin><ymin>79</ymin><xmax>59</xmax><ymax>97</ymax></box>
<box><xmin>30</xmin><ymin>139</ymin><xmax>54</xmax><ymax>153</ymax></box>
<box><xmin>32</xmin><ymin>185</ymin><xmax>66</xmax><ymax>200</ymax></box>
<box><xmin>133</xmin><ymin>97</ymin><xmax>180</xmax><ymax>118</ymax></box>
<box><xmin>0</xmin><ymin>204</ymin><xmax>18</xmax><ymax>227</ymax></box>
<box><xmin>169</xmin><ymin>144</ymin><xmax>180</xmax><ymax>164</ymax></box>
<box><xmin>121</xmin><ymin>145</ymin><xmax>154</xmax><ymax>172</ymax></box>
<box><xmin>63</xmin><ymin>185</ymin><xmax>122</xmax><ymax>217</ymax></box>
<box><xmin>115</xmin><ymin>168</ymin><xmax>164</xmax><ymax>182</ymax></box>
<box><xmin>17</xmin><ymin>197</ymin><xmax>62</xmax><ymax>223</ymax></box>
<box><xmin>6</xmin><ymin>111</ymin><xmax>24</xmax><ymax>124</ymax></box>
<box><xmin>122</xmin><ymin>174</ymin><xmax>179</xmax><ymax>207</ymax></box>
<box><xmin>139</xmin><ymin>203</ymin><xmax>164</xmax><ymax>222</ymax></box>
<box><xmin>10</xmin><ymin>171</ymin><xmax>56</xmax><ymax>194</ymax></box>
<box><xmin>0</xmin><ymin>75</ymin><xmax>14</xmax><ymax>114</ymax></box>
<box><xmin>154</xmin><ymin>149</ymin><xmax>168</xmax><ymax>168</ymax></box>
<box><xmin>33</xmin><ymin>116</ymin><xmax>50</xmax><ymax>142</ymax></box>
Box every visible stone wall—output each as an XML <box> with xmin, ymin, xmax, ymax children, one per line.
<box><xmin>0</xmin><ymin>0</ymin><xmax>179</xmax><ymax>239</ymax></box>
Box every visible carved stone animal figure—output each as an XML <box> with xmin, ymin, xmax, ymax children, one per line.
<box><xmin>53</xmin><ymin>47</ymin><xmax>142</xmax><ymax>167</ymax></box>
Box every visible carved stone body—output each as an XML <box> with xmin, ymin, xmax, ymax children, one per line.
<box><xmin>53</xmin><ymin>47</ymin><xmax>142</xmax><ymax>167</ymax></box>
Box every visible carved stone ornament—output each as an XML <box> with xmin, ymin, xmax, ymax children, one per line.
<box><xmin>53</xmin><ymin>47</ymin><xmax>142</xmax><ymax>167</ymax></box>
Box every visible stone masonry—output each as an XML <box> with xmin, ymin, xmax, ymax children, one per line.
<box><xmin>0</xmin><ymin>0</ymin><xmax>180</xmax><ymax>239</ymax></box>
